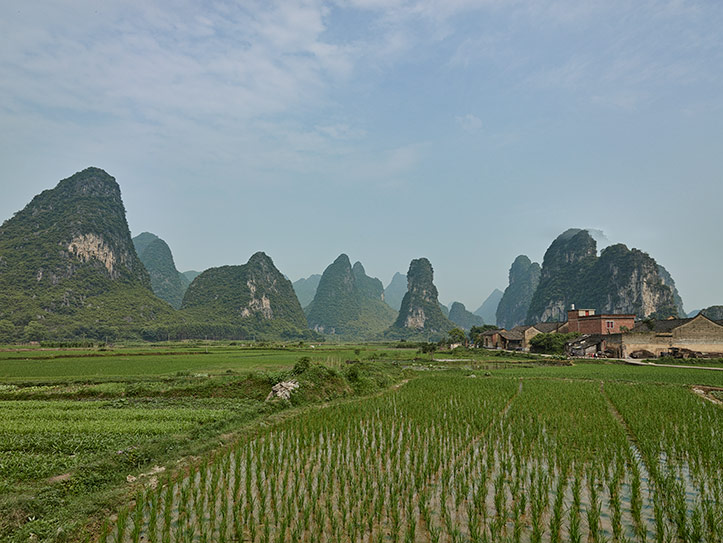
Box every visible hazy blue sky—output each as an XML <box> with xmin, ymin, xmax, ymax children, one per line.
<box><xmin>2</xmin><ymin>1</ymin><xmax>722</xmax><ymax>312</ymax></box>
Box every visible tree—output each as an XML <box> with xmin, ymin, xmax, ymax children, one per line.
<box><xmin>447</xmin><ymin>328</ymin><xmax>467</xmax><ymax>345</ymax></box>
<box><xmin>0</xmin><ymin>319</ymin><xmax>15</xmax><ymax>343</ymax></box>
<box><xmin>24</xmin><ymin>321</ymin><xmax>47</xmax><ymax>342</ymax></box>
<box><xmin>529</xmin><ymin>332</ymin><xmax>580</xmax><ymax>355</ymax></box>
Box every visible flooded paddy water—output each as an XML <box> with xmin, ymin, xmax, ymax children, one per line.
<box><xmin>104</xmin><ymin>373</ymin><xmax>722</xmax><ymax>542</ymax></box>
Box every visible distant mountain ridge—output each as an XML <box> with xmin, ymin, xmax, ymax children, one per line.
<box><xmin>475</xmin><ymin>289</ymin><xmax>503</xmax><ymax>325</ymax></box>
<box><xmin>383</xmin><ymin>272</ymin><xmax>407</xmax><ymax>311</ymax></box>
<box><xmin>181</xmin><ymin>270</ymin><xmax>201</xmax><ymax>283</ymax></box>
<box><xmin>292</xmin><ymin>274</ymin><xmax>321</xmax><ymax>308</ymax></box>
<box><xmin>701</xmin><ymin>306</ymin><xmax>723</xmax><ymax>320</ymax></box>
<box><xmin>305</xmin><ymin>255</ymin><xmax>396</xmax><ymax>338</ymax></box>
<box><xmin>0</xmin><ymin>170</ymin><xmax>698</xmax><ymax>343</ymax></box>
<box><xmin>132</xmin><ymin>232</ymin><xmax>189</xmax><ymax>309</ymax></box>
<box><xmin>448</xmin><ymin>302</ymin><xmax>484</xmax><ymax>330</ymax></box>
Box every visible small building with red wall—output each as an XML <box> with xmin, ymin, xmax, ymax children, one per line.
<box><xmin>565</xmin><ymin>309</ymin><xmax>635</xmax><ymax>335</ymax></box>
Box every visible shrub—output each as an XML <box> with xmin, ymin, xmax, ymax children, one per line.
<box><xmin>529</xmin><ymin>332</ymin><xmax>580</xmax><ymax>355</ymax></box>
<box><xmin>293</xmin><ymin>356</ymin><xmax>311</xmax><ymax>375</ymax></box>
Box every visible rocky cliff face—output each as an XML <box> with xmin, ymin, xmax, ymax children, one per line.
<box><xmin>526</xmin><ymin>229</ymin><xmax>680</xmax><ymax>323</ymax></box>
<box><xmin>389</xmin><ymin>258</ymin><xmax>454</xmax><ymax>335</ymax></box>
<box><xmin>448</xmin><ymin>302</ymin><xmax>484</xmax><ymax>330</ymax></box>
<box><xmin>496</xmin><ymin>255</ymin><xmax>541</xmax><ymax>329</ymax></box>
<box><xmin>0</xmin><ymin>168</ymin><xmax>173</xmax><ymax>339</ymax></box>
<box><xmin>182</xmin><ymin>252</ymin><xmax>307</xmax><ymax>330</ymax></box>
<box><xmin>0</xmin><ymin>167</ymin><xmax>150</xmax><ymax>291</ymax></box>
<box><xmin>526</xmin><ymin>229</ymin><xmax>595</xmax><ymax>323</ymax></box>
<box><xmin>305</xmin><ymin>255</ymin><xmax>396</xmax><ymax>337</ymax></box>
<box><xmin>133</xmin><ymin>232</ymin><xmax>189</xmax><ymax>309</ymax></box>
<box><xmin>589</xmin><ymin>245</ymin><xmax>679</xmax><ymax>318</ymax></box>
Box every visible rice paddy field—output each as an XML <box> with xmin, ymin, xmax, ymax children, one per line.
<box><xmin>1</xmin><ymin>344</ymin><xmax>721</xmax><ymax>542</ymax></box>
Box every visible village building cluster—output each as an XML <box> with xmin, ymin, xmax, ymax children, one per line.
<box><xmin>481</xmin><ymin>308</ymin><xmax>723</xmax><ymax>359</ymax></box>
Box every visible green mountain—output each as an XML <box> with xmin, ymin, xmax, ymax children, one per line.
<box><xmin>353</xmin><ymin>262</ymin><xmax>384</xmax><ymax>300</ymax></box>
<box><xmin>181</xmin><ymin>252</ymin><xmax>309</xmax><ymax>338</ymax></box>
<box><xmin>474</xmin><ymin>289</ymin><xmax>503</xmax><ymax>325</ymax></box>
<box><xmin>383</xmin><ymin>272</ymin><xmax>407</xmax><ymax>311</ymax></box>
<box><xmin>352</xmin><ymin>262</ymin><xmax>398</xmax><ymax>335</ymax></box>
<box><xmin>657</xmin><ymin>264</ymin><xmax>686</xmax><ymax>317</ymax></box>
<box><xmin>496</xmin><ymin>256</ymin><xmax>541</xmax><ymax>329</ymax></box>
<box><xmin>132</xmin><ymin>232</ymin><xmax>189</xmax><ymax>309</ymax></box>
<box><xmin>701</xmin><ymin>306</ymin><xmax>723</xmax><ymax>320</ymax></box>
<box><xmin>0</xmin><ymin>167</ymin><xmax>174</xmax><ymax>340</ymax></box>
<box><xmin>131</xmin><ymin>231</ymin><xmax>158</xmax><ymax>260</ymax></box>
<box><xmin>182</xmin><ymin>270</ymin><xmax>201</xmax><ymax>283</ymax></box>
<box><xmin>306</xmin><ymin>255</ymin><xmax>359</xmax><ymax>334</ymax></box>
<box><xmin>526</xmin><ymin>229</ymin><xmax>593</xmax><ymax>324</ymax></box>
<box><xmin>305</xmin><ymin>255</ymin><xmax>396</xmax><ymax>338</ymax></box>
<box><xmin>387</xmin><ymin>258</ymin><xmax>454</xmax><ymax>338</ymax></box>
<box><xmin>527</xmin><ymin>229</ymin><xmax>681</xmax><ymax>323</ymax></box>
<box><xmin>448</xmin><ymin>302</ymin><xmax>484</xmax><ymax>330</ymax></box>
<box><xmin>292</xmin><ymin>274</ymin><xmax>321</xmax><ymax>308</ymax></box>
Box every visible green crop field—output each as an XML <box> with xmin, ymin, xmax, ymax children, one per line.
<box><xmin>0</xmin><ymin>344</ymin><xmax>721</xmax><ymax>542</ymax></box>
<box><xmin>97</xmin><ymin>370</ymin><xmax>722</xmax><ymax>543</ymax></box>
<box><xmin>0</xmin><ymin>343</ymin><xmax>418</xmax><ymax>380</ymax></box>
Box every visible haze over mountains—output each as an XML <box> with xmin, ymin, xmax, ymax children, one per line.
<box><xmin>383</xmin><ymin>273</ymin><xmax>407</xmax><ymax>312</ymax></box>
<box><xmin>1</xmin><ymin>168</ymin><xmax>713</xmax><ymax>343</ymax></box>
<box><xmin>447</xmin><ymin>302</ymin><xmax>484</xmax><ymax>331</ymax></box>
<box><xmin>292</xmin><ymin>275</ymin><xmax>321</xmax><ymax>308</ymax></box>
<box><xmin>475</xmin><ymin>289</ymin><xmax>503</xmax><ymax>326</ymax></box>
<box><xmin>132</xmin><ymin>232</ymin><xmax>190</xmax><ymax>309</ymax></box>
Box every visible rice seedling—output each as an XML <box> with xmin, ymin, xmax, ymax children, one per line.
<box><xmin>97</xmin><ymin>371</ymin><xmax>721</xmax><ymax>543</ymax></box>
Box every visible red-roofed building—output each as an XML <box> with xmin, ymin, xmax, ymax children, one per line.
<box><xmin>564</xmin><ymin>308</ymin><xmax>635</xmax><ymax>335</ymax></box>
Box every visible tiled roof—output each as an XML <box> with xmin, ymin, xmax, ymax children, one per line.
<box><xmin>533</xmin><ymin>322</ymin><xmax>564</xmax><ymax>333</ymax></box>
<box><xmin>631</xmin><ymin>318</ymin><xmax>691</xmax><ymax>333</ymax></box>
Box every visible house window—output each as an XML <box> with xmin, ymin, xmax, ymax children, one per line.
<box><xmin>606</xmin><ymin>321</ymin><xmax>615</xmax><ymax>329</ymax></box>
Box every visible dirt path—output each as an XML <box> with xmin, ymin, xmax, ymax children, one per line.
<box><xmin>625</xmin><ymin>359</ymin><xmax>723</xmax><ymax>371</ymax></box>
<box><xmin>691</xmin><ymin>385</ymin><xmax>723</xmax><ymax>406</ymax></box>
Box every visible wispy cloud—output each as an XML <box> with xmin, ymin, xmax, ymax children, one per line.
<box><xmin>455</xmin><ymin>114</ymin><xmax>482</xmax><ymax>133</ymax></box>
<box><xmin>0</xmin><ymin>1</ymin><xmax>352</xmax><ymax>124</ymax></box>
